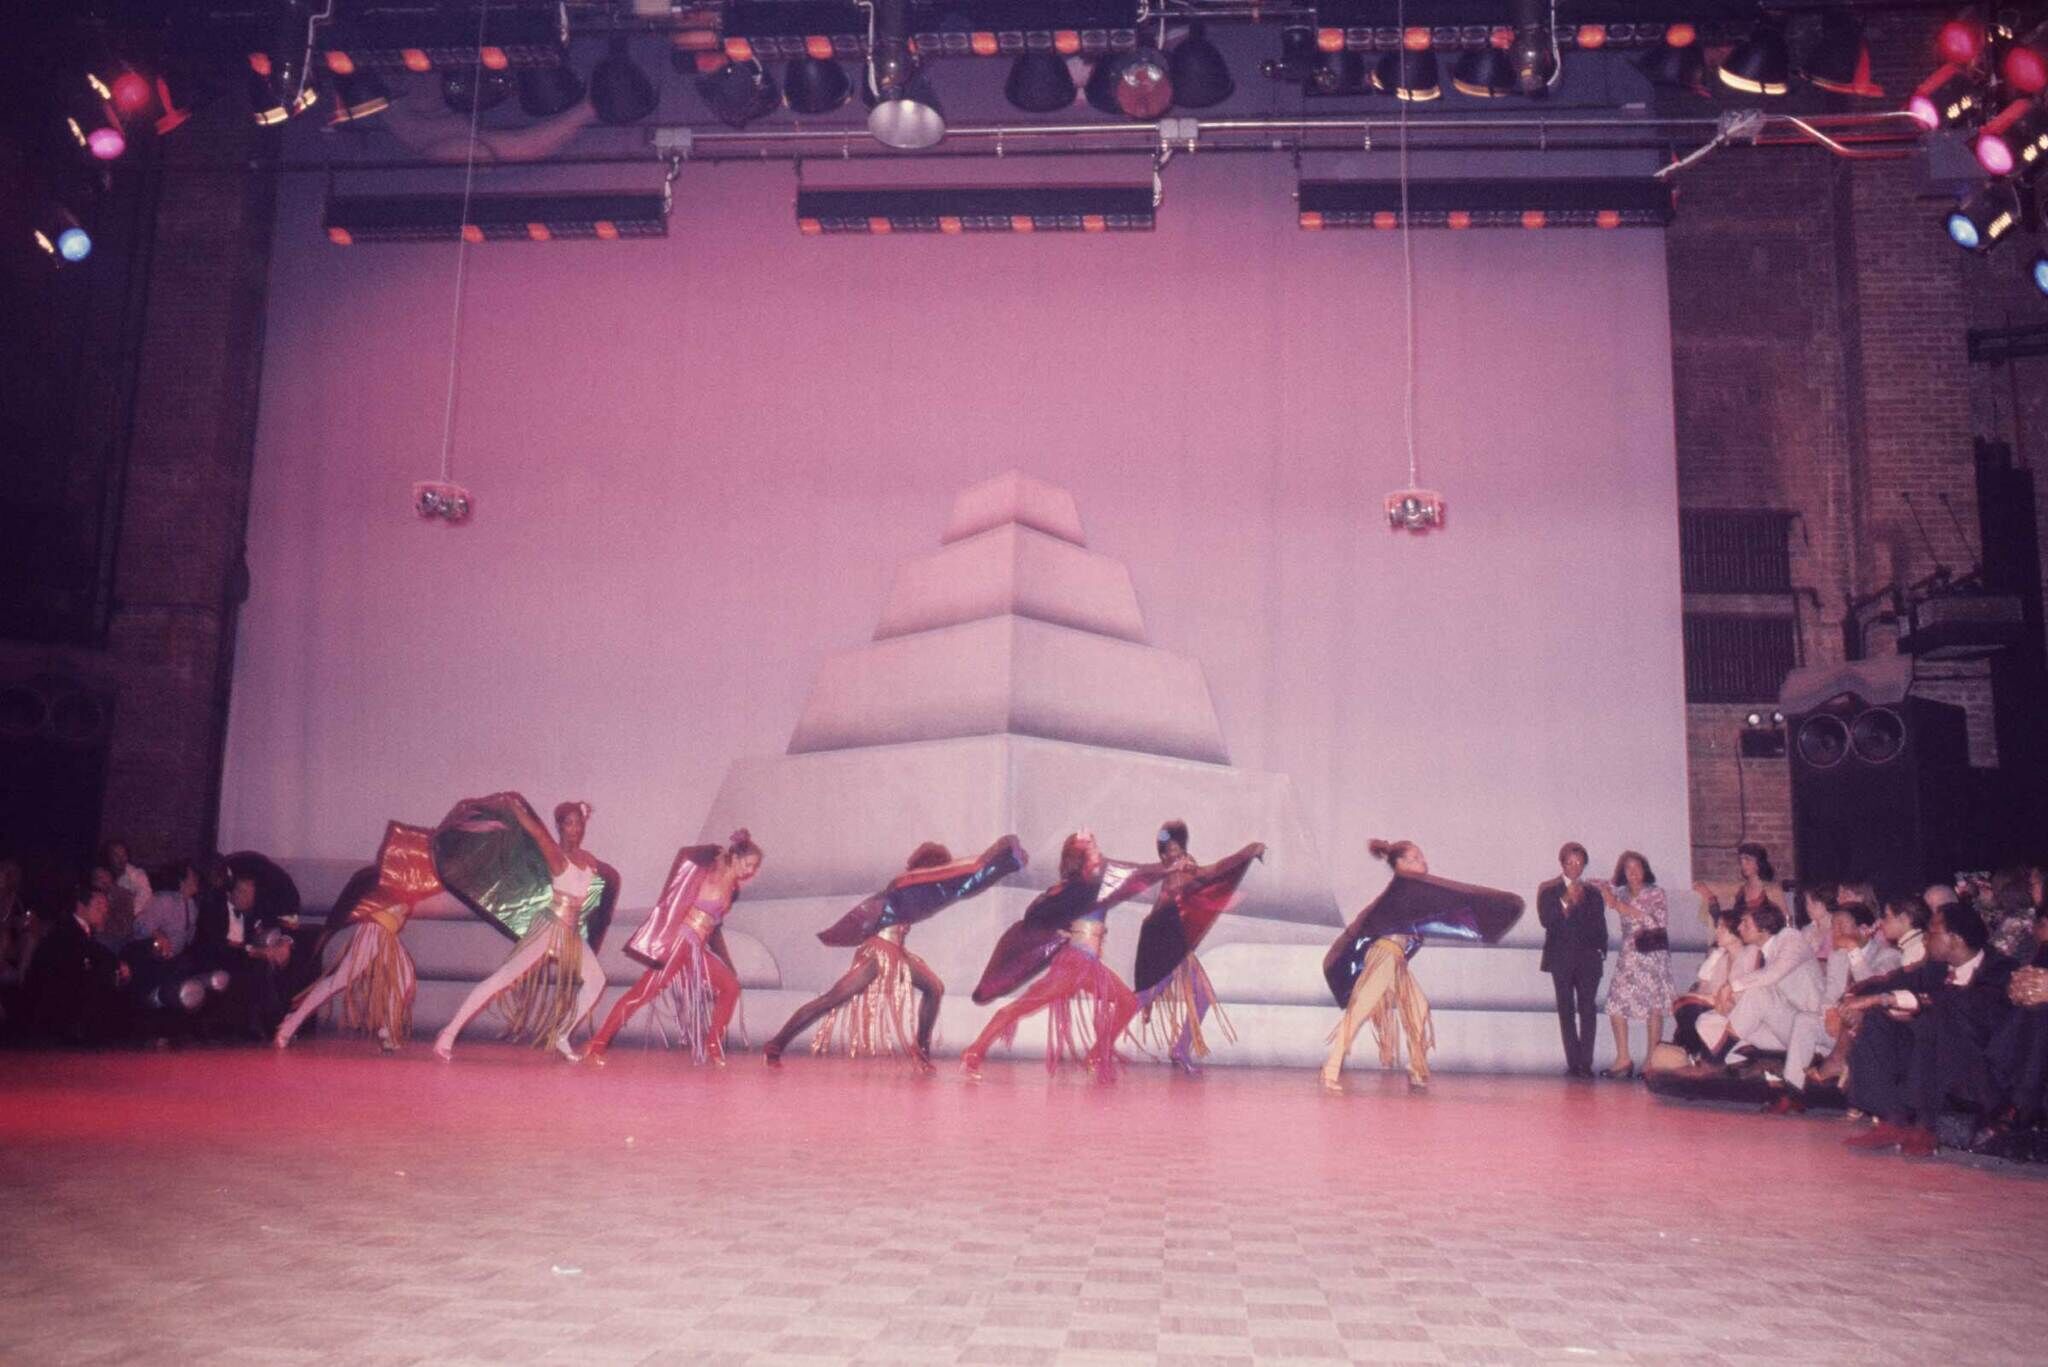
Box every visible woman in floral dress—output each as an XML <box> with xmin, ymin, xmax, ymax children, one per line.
<box><xmin>1596</xmin><ymin>850</ymin><xmax>1672</xmax><ymax>1079</ymax></box>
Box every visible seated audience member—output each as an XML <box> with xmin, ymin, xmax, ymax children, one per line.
<box><xmin>1792</xmin><ymin>883</ymin><xmax>1839</xmax><ymax>966</ymax></box>
<box><xmin>89</xmin><ymin>865</ymin><xmax>136</xmax><ymax>951</ymax></box>
<box><xmin>1692</xmin><ymin>842</ymin><xmax>1782</xmax><ymax>926</ymax></box>
<box><xmin>195</xmin><ymin>871</ymin><xmax>293</xmax><ymax>1039</ymax></box>
<box><xmin>1768</xmin><ymin>903</ymin><xmax>1899</xmax><ymax>1112</ymax></box>
<box><xmin>1705</xmin><ymin>902</ymin><xmax>1823</xmax><ymax>1066</ymax></box>
<box><xmin>1975</xmin><ymin>909</ymin><xmax>2048</xmax><ymax>1155</ymax></box>
<box><xmin>1844</xmin><ymin>900</ymin><xmax>2014</xmax><ymax>1157</ymax></box>
<box><xmin>132</xmin><ymin>863</ymin><xmax>200</xmax><ymax>962</ymax></box>
<box><xmin>0</xmin><ymin>863</ymin><xmax>42</xmax><ymax>1036</ymax></box>
<box><xmin>26</xmin><ymin>880</ymin><xmax>131</xmax><ymax>1046</ymax></box>
<box><xmin>125</xmin><ymin>862</ymin><xmax>222</xmax><ymax>1023</ymax></box>
<box><xmin>1981</xmin><ymin>866</ymin><xmax>2042</xmax><ymax>962</ymax></box>
<box><xmin>1810</xmin><ymin>894</ymin><xmax>1933</xmax><ymax>1088</ymax></box>
<box><xmin>1671</xmin><ymin>910</ymin><xmax>1755</xmax><ymax>1061</ymax></box>
<box><xmin>101</xmin><ymin>839</ymin><xmax>152</xmax><ymax>921</ymax></box>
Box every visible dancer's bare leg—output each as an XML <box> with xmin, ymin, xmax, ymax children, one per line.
<box><xmin>435</xmin><ymin>932</ymin><xmax>553</xmax><ymax>1059</ymax></box>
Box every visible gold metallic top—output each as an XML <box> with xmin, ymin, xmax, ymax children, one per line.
<box><xmin>876</xmin><ymin>923</ymin><xmax>909</xmax><ymax>946</ymax></box>
<box><xmin>550</xmin><ymin>889</ymin><xmax>582</xmax><ymax>923</ymax></box>
<box><xmin>1066</xmin><ymin>921</ymin><xmax>1106</xmax><ymax>955</ymax></box>
<box><xmin>683</xmin><ymin>906</ymin><xmax>721</xmax><ymax>940</ymax></box>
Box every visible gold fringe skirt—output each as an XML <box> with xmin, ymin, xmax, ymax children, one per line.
<box><xmin>1131</xmin><ymin>955</ymin><xmax>1234</xmax><ymax>1062</ymax></box>
<box><xmin>325</xmin><ymin>918</ymin><xmax>417</xmax><ymax>1044</ymax></box>
<box><xmin>810</xmin><ymin>937</ymin><xmax>930</xmax><ymax>1060</ymax></box>
<box><xmin>494</xmin><ymin>917</ymin><xmax>587</xmax><ymax>1050</ymax></box>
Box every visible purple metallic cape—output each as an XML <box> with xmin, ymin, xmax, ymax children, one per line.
<box><xmin>1323</xmin><ymin>872</ymin><xmax>1525</xmax><ymax>1007</ymax></box>
<box><xmin>818</xmin><ymin>835</ymin><xmax>1027</xmax><ymax>948</ymax></box>
<box><xmin>623</xmin><ymin>844</ymin><xmax>724</xmax><ymax>968</ymax></box>
<box><xmin>970</xmin><ymin>860</ymin><xmax>1167</xmax><ymax>1005</ymax></box>
<box><xmin>1132</xmin><ymin>844</ymin><xmax>1263</xmax><ymax>995</ymax></box>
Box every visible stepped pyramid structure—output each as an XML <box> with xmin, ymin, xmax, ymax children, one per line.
<box><xmin>701</xmin><ymin>471</ymin><xmax>1342</xmax><ymax>1001</ymax></box>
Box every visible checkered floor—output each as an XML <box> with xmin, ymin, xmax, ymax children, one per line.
<box><xmin>4</xmin><ymin>1043</ymin><xmax>2045</xmax><ymax>1364</ymax></box>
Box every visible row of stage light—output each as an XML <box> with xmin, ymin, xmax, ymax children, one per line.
<box><xmin>318</xmin><ymin>177</ymin><xmax>1673</xmax><ymax>244</ymax></box>
<box><xmin>1911</xmin><ymin>15</ymin><xmax>2048</xmax><ymax>299</ymax></box>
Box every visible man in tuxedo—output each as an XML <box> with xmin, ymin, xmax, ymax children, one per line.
<box><xmin>26</xmin><ymin>882</ymin><xmax>131</xmax><ymax>1045</ymax></box>
<box><xmin>195</xmin><ymin>872</ymin><xmax>292</xmax><ymax>1038</ymax></box>
<box><xmin>1537</xmin><ymin>842</ymin><xmax>1605</xmax><ymax>1078</ymax></box>
<box><xmin>1845</xmin><ymin>901</ymin><xmax>2014</xmax><ymax>1157</ymax></box>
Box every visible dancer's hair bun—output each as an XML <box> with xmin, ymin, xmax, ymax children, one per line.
<box><xmin>1367</xmin><ymin>838</ymin><xmax>1393</xmax><ymax>858</ymax></box>
<box><xmin>730</xmin><ymin>827</ymin><xmax>752</xmax><ymax>846</ymax></box>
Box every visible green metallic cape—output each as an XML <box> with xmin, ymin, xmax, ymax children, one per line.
<box><xmin>431</xmin><ymin>794</ymin><xmax>609</xmax><ymax>943</ymax></box>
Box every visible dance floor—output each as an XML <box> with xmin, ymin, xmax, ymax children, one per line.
<box><xmin>3</xmin><ymin>1046</ymin><xmax>2045</xmax><ymax>1365</ymax></box>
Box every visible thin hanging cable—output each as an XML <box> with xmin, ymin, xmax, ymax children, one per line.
<box><xmin>1396</xmin><ymin>0</ymin><xmax>1419</xmax><ymax>490</ymax></box>
<box><xmin>434</xmin><ymin>0</ymin><xmax>494</xmax><ymax>485</ymax></box>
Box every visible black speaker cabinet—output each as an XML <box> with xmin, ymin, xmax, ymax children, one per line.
<box><xmin>1788</xmin><ymin>693</ymin><xmax>1970</xmax><ymax>893</ymax></box>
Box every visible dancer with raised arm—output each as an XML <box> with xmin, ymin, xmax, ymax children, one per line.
<box><xmin>961</xmin><ymin>831</ymin><xmax>1165</xmax><ymax>1082</ymax></box>
<box><xmin>1128</xmin><ymin>820</ymin><xmax>1265</xmax><ymax>1073</ymax></box>
<box><xmin>274</xmin><ymin>821</ymin><xmax>441</xmax><ymax>1051</ymax></box>
<box><xmin>431</xmin><ymin>795</ymin><xmax>620</xmax><ymax>1062</ymax></box>
<box><xmin>587</xmin><ymin>830</ymin><xmax>763</xmax><ymax>1064</ymax></box>
<box><xmin>1322</xmin><ymin>838</ymin><xmax>1524</xmax><ymax>1093</ymax></box>
<box><xmin>763</xmin><ymin>835</ymin><xmax>1027</xmax><ymax>1071</ymax></box>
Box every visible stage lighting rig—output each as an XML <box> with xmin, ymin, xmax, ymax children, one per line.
<box><xmin>414</xmin><ymin>481</ymin><xmax>473</xmax><ymax>524</ymax></box>
<box><xmin>2031</xmin><ymin>249</ymin><xmax>2048</xmax><ymax>296</ymax></box>
<box><xmin>1947</xmin><ymin>180</ymin><xmax>2029</xmax><ymax>252</ymax></box>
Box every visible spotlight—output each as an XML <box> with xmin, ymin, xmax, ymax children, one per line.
<box><xmin>1637</xmin><ymin>26</ymin><xmax>1705</xmax><ymax>91</ymax></box>
<box><xmin>414</xmin><ymin>481</ymin><xmax>472</xmax><ymax>524</ymax></box>
<box><xmin>250</xmin><ymin>0</ymin><xmax>319</xmax><ymax>125</ymax></box>
<box><xmin>1802</xmin><ymin>13</ymin><xmax>1880</xmax><ymax>97</ymax></box>
<box><xmin>589</xmin><ymin>35</ymin><xmax>657</xmax><ymax>125</ymax></box>
<box><xmin>1373</xmin><ymin>49</ymin><xmax>1440</xmax><ymax>102</ymax></box>
<box><xmin>441</xmin><ymin>65</ymin><xmax>511</xmax><ymax>114</ymax></box>
<box><xmin>866</xmin><ymin>71</ymin><xmax>944</xmax><ymax>149</ymax></box>
<box><xmin>323</xmin><ymin>70</ymin><xmax>390</xmax><ymax>124</ymax></box>
<box><xmin>1168</xmin><ymin>23</ymin><xmax>1233</xmax><ymax>108</ymax></box>
<box><xmin>1946</xmin><ymin>181</ymin><xmax>2024</xmax><ymax>252</ymax></box>
<box><xmin>1908</xmin><ymin>64</ymin><xmax>1987</xmax><ymax>131</ymax></box>
<box><xmin>2032</xmin><ymin>250</ymin><xmax>2048</xmax><ymax>296</ymax></box>
<box><xmin>698</xmin><ymin>59</ymin><xmax>778</xmax><ymax>127</ymax></box>
<box><xmin>1452</xmin><ymin>48</ymin><xmax>1516</xmax><ymax>99</ymax></box>
<box><xmin>1261</xmin><ymin>27</ymin><xmax>1321</xmax><ymax>88</ymax></box>
<box><xmin>32</xmin><ymin>206</ymin><xmax>92</xmax><ymax>265</ymax></box>
<box><xmin>66</xmin><ymin>73</ymin><xmax>126</xmax><ymax>160</ymax></box>
<box><xmin>784</xmin><ymin>57</ymin><xmax>851</xmax><ymax>114</ymax></box>
<box><xmin>1087</xmin><ymin>47</ymin><xmax>1172</xmax><ymax>118</ymax></box>
<box><xmin>1976</xmin><ymin>100</ymin><xmax>2048</xmax><ymax>178</ymax></box>
<box><xmin>1937</xmin><ymin>18</ymin><xmax>1986</xmax><ymax>66</ymax></box>
<box><xmin>2005</xmin><ymin>43</ymin><xmax>2048</xmax><ymax>96</ymax></box>
<box><xmin>1310</xmin><ymin>51</ymin><xmax>1367</xmax><ymax>96</ymax></box>
<box><xmin>865</xmin><ymin>0</ymin><xmax>943</xmax><ymax>147</ymax></box>
<box><xmin>516</xmin><ymin>63</ymin><xmax>584</xmax><ymax>117</ymax></box>
<box><xmin>1718</xmin><ymin>21</ymin><xmax>1791</xmax><ymax>97</ymax></box>
<box><xmin>110</xmin><ymin>70</ymin><xmax>153</xmax><ymax>115</ymax></box>
<box><xmin>1005</xmin><ymin>51</ymin><xmax>1075</xmax><ymax>112</ymax></box>
<box><xmin>1510</xmin><ymin>0</ymin><xmax>1557</xmax><ymax>96</ymax></box>
<box><xmin>248</xmin><ymin>67</ymin><xmax>318</xmax><ymax>125</ymax></box>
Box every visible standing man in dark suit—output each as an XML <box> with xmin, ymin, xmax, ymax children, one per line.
<box><xmin>1538</xmin><ymin>842</ymin><xmax>1606</xmax><ymax>1078</ymax></box>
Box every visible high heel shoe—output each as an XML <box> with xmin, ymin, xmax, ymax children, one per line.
<box><xmin>1600</xmin><ymin>1062</ymin><xmax>1636</xmax><ymax>1080</ymax></box>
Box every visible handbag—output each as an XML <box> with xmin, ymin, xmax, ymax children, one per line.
<box><xmin>1633</xmin><ymin>927</ymin><xmax>1670</xmax><ymax>954</ymax></box>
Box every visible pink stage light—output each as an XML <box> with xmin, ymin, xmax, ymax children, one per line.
<box><xmin>2006</xmin><ymin>45</ymin><xmax>2048</xmax><ymax>96</ymax></box>
<box><xmin>1937</xmin><ymin>19</ymin><xmax>1984</xmax><ymax>66</ymax></box>
<box><xmin>111</xmin><ymin>72</ymin><xmax>152</xmax><ymax>113</ymax></box>
<box><xmin>87</xmin><ymin>125</ymin><xmax>126</xmax><ymax>159</ymax></box>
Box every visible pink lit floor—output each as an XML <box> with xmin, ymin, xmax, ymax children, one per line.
<box><xmin>3</xmin><ymin>1043</ymin><xmax>2045</xmax><ymax>1365</ymax></box>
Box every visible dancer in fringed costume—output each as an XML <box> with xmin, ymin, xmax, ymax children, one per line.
<box><xmin>274</xmin><ymin>821</ymin><xmax>441</xmax><ymax>1051</ymax></box>
<box><xmin>1127</xmin><ymin>821</ymin><xmax>1265</xmax><ymax>1074</ymax></box>
<box><xmin>587</xmin><ymin>830</ymin><xmax>762</xmax><ymax>1064</ymax></box>
<box><xmin>430</xmin><ymin>794</ymin><xmax>620</xmax><ymax>1062</ymax></box>
<box><xmin>764</xmin><ymin>835</ymin><xmax>1027</xmax><ymax>1071</ymax></box>
<box><xmin>1321</xmin><ymin>838</ymin><xmax>1523</xmax><ymax>1093</ymax></box>
<box><xmin>961</xmin><ymin>831</ymin><xmax>1166</xmax><ymax>1082</ymax></box>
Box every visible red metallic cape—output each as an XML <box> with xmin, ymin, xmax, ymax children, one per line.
<box><xmin>1131</xmin><ymin>843</ymin><xmax>1263</xmax><ymax>995</ymax></box>
<box><xmin>969</xmin><ymin>859</ymin><xmax>1168</xmax><ymax>1005</ymax></box>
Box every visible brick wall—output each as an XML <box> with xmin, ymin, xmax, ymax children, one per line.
<box><xmin>0</xmin><ymin>124</ymin><xmax>275</xmax><ymax>869</ymax></box>
<box><xmin>1670</xmin><ymin>14</ymin><xmax>2044</xmax><ymax>882</ymax></box>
